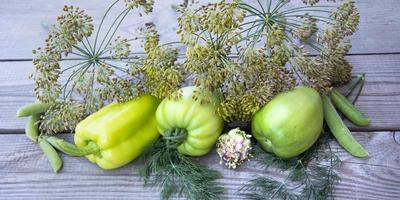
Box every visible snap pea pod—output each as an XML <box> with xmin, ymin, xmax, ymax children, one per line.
<box><xmin>25</xmin><ymin>114</ymin><xmax>41</xmax><ymax>143</ymax></box>
<box><xmin>38</xmin><ymin>138</ymin><xmax>63</xmax><ymax>173</ymax></box>
<box><xmin>322</xmin><ymin>95</ymin><xmax>369</xmax><ymax>158</ymax></box>
<box><xmin>331</xmin><ymin>90</ymin><xmax>371</xmax><ymax>126</ymax></box>
<box><xmin>16</xmin><ymin>102</ymin><xmax>50</xmax><ymax>117</ymax></box>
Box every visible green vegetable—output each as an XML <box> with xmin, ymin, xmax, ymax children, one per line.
<box><xmin>322</xmin><ymin>95</ymin><xmax>369</xmax><ymax>158</ymax></box>
<box><xmin>16</xmin><ymin>102</ymin><xmax>50</xmax><ymax>117</ymax></box>
<box><xmin>25</xmin><ymin>114</ymin><xmax>41</xmax><ymax>143</ymax></box>
<box><xmin>38</xmin><ymin>138</ymin><xmax>63</xmax><ymax>173</ymax></box>
<box><xmin>331</xmin><ymin>90</ymin><xmax>371</xmax><ymax>126</ymax></box>
<box><xmin>156</xmin><ymin>86</ymin><xmax>224</xmax><ymax>156</ymax></box>
<box><xmin>46</xmin><ymin>94</ymin><xmax>161</xmax><ymax>169</ymax></box>
<box><xmin>139</xmin><ymin>86</ymin><xmax>225</xmax><ymax>200</ymax></box>
<box><xmin>252</xmin><ymin>86</ymin><xmax>323</xmax><ymax>158</ymax></box>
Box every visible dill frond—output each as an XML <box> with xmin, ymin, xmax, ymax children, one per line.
<box><xmin>139</xmin><ymin>139</ymin><xmax>224</xmax><ymax>200</ymax></box>
<box><xmin>240</xmin><ymin>130</ymin><xmax>341</xmax><ymax>200</ymax></box>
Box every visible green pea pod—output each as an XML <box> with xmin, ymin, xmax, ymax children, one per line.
<box><xmin>331</xmin><ymin>90</ymin><xmax>371</xmax><ymax>126</ymax></box>
<box><xmin>16</xmin><ymin>102</ymin><xmax>50</xmax><ymax>117</ymax></box>
<box><xmin>322</xmin><ymin>95</ymin><xmax>369</xmax><ymax>158</ymax></box>
<box><xmin>38</xmin><ymin>138</ymin><xmax>63</xmax><ymax>173</ymax></box>
<box><xmin>25</xmin><ymin>114</ymin><xmax>41</xmax><ymax>143</ymax></box>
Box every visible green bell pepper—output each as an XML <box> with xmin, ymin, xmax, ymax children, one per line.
<box><xmin>156</xmin><ymin>86</ymin><xmax>224</xmax><ymax>156</ymax></box>
<box><xmin>252</xmin><ymin>86</ymin><xmax>323</xmax><ymax>158</ymax></box>
<box><xmin>47</xmin><ymin>94</ymin><xmax>161</xmax><ymax>169</ymax></box>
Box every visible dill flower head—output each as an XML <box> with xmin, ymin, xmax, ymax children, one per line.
<box><xmin>216</xmin><ymin>128</ymin><xmax>252</xmax><ymax>169</ymax></box>
<box><xmin>31</xmin><ymin>48</ymin><xmax>62</xmax><ymax>103</ymax></box>
<box><xmin>177</xmin><ymin>7</ymin><xmax>201</xmax><ymax>45</ymax></box>
<box><xmin>302</xmin><ymin>0</ymin><xmax>320</xmax><ymax>5</ymax></box>
<box><xmin>108</xmin><ymin>36</ymin><xmax>131</xmax><ymax>59</ymax></box>
<box><xmin>200</xmin><ymin>0</ymin><xmax>245</xmax><ymax>35</ymax></box>
<box><xmin>295</xmin><ymin>14</ymin><xmax>318</xmax><ymax>41</ymax></box>
<box><xmin>184</xmin><ymin>44</ymin><xmax>229</xmax><ymax>91</ymax></box>
<box><xmin>40</xmin><ymin>101</ymin><xmax>85</xmax><ymax>135</ymax></box>
<box><xmin>139</xmin><ymin>23</ymin><xmax>184</xmax><ymax>99</ymax></box>
<box><xmin>49</xmin><ymin>5</ymin><xmax>94</xmax><ymax>54</ymax></box>
<box><xmin>124</xmin><ymin>0</ymin><xmax>154</xmax><ymax>14</ymax></box>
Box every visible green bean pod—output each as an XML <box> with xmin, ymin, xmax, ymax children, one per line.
<box><xmin>16</xmin><ymin>102</ymin><xmax>50</xmax><ymax>117</ymax></box>
<box><xmin>25</xmin><ymin>114</ymin><xmax>41</xmax><ymax>143</ymax></box>
<box><xmin>38</xmin><ymin>138</ymin><xmax>63</xmax><ymax>173</ymax></box>
<box><xmin>331</xmin><ymin>90</ymin><xmax>371</xmax><ymax>126</ymax></box>
<box><xmin>322</xmin><ymin>95</ymin><xmax>369</xmax><ymax>158</ymax></box>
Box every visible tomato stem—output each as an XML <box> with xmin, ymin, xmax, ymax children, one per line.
<box><xmin>163</xmin><ymin>128</ymin><xmax>188</xmax><ymax>149</ymax></box>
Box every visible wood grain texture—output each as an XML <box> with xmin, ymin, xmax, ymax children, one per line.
<box><xmin>1</xmin><ymin>0</ymin><xmax>400</xmax><ymax>60</ymax></box>
<box><xmin>1</xmin><ymin>54</ymin><xmax>399</xmax><ymax>132</ymax></box>
<box><xmin>1</xmin><ymin>0</ymin><xmax>400</xmax><ymax>199</ymax></box>
<box><xmin>0</xmin><ymin>132</ymin><xmax>399</xmax><ymax>199</ymax></box>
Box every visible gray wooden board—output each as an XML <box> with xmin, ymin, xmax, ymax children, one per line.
<box><xmin>0</xmin><ymin>132</ymin><xmax>399</xmax><ymax>199</ymax></box>
<box><xmin>1</xmin><ymin>0</ymin><xmax>400</xmax><ymax>60</ymax></box>
<box><xmin>1</xmin><ymin>54</ymin><xmax>399</xmax><ymax>132</ymax></box>
<box><xmin>1</xmin><ymin>0</ymin><xmax>400</xmax><ymax>199</ymax></box>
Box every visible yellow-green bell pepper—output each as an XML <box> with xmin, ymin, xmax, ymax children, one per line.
<box><xmin>156</xmin><ymin>86</ymin><xmax>224</xmax><ymax>156</ymax></box>
<box><xmin>47</xmin><ymin>94</ymin><xmax>161</xmax><ymax>169</ymax></box>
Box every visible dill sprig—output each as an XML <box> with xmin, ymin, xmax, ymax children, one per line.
<box><xmin>138</xmin><ymin>138</ymin><xmax>224</xmax><ymax>200</ymax></box>
<box><xmin>177</xmin><ymin>0</ymin><xmax>359</xmax><ymax>122</ymax></box>
<box><xmin>138</xmin><ymin>23</ymin><xmax>185</xmax><ymax>99</ymax></box>
<box><xmin>31</xmin><ymin>0</ymin><xmax>183</xmax><ymax>134</ymax></box>
<box><xmin>240</xmin><ymin>130</ymin><xmax>341</xmax><ymax>200</ymax></box>
<box><xmin>34</xmin><ymin>0</ymin><xmax>360</xmax><ymax>132</ymax></box>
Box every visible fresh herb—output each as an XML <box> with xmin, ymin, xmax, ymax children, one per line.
<box><xmin>27</xmin><ymin>0</ymin><xmax>363</xmax><ymax>197</ymax></box>
<box><xmin>32</xmin><ymin>0</ymin><xmax>360</xmax><ymax>131</ymax></box>
<box><xmin>30</xmin><ymin>0</ymin><xmax>183</xmax><ymax>134</ymax></box>
<box><xmin>176</xmin><ymin>0</ymin><xmax>360</xmax><ymax>121</ymax></box>
<box><xmin>139</xmin><ymin>138</ymin><xmax>224</xmax><ymax>200</ymax></box>
<box><xmin>240</xmin><ymin>130</ymin><xmax>341</xmax><ymax>200</ymax></box>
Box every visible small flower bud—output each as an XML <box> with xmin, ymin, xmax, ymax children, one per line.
<box><xmin>216</xmin><ymin>128</ymin><xmax>252</xmax><ymax>169</ymax></box>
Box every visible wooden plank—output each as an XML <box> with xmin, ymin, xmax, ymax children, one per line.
<box><xmin>1</xmin><ymin>54</ymin><xmax>399</xmax><ymax>131</ymax></box>
<box><xmin>0</xmin><ymin>132</ymin><xmax>399</xmax><ymax>199</ymax></box>
<box><xmin>1</xmin><ymin>0</ymin><xmax>400</xmax><ymax>60</ymax></box>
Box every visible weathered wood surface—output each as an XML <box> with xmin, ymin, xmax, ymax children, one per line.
<box><xmin>1</xmin><ymin>0</ymin><xmax>400</xmax><ymax>60</ymax></box>
<box><xmin>0</xmin><ymin>132</ymin><xmax>399</xmax><ymax>199</ymax></box>
<box><xmin>1</xmin><ymin>0</ymin><xmax>400</xmax><ymax>199</ymax></box>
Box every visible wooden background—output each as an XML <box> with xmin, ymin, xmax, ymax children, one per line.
<box><xmin>0</xmin><ymin>0</ymin><xmax>399</xmax><ymax>199</ymax></box>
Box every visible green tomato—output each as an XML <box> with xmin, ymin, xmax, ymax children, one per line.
<box><xmin>252</xmin><ymin>86</ymin><xmax>323</xmax><ymax>158</ymax></box>
<box><xmin>156</xmin><ymin>86</ymin><xmax>224</xmax><ymax>156</ymax></box>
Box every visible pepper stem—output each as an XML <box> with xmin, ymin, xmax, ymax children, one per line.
<box><xmin>45</xmin><ymin>136</ymin><xmax>100</xmax><ymax>156</ymax></box>
<box><xmin>163</xmin><ymin>128</ymin><xmax>188</xmax><ymax>149</ymax></box>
